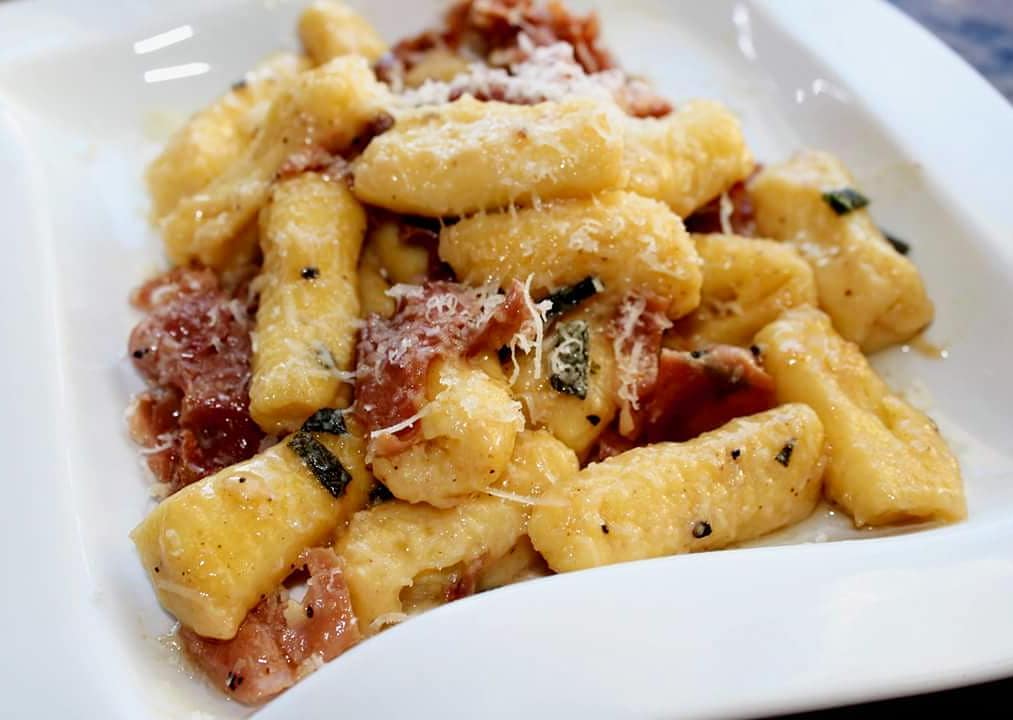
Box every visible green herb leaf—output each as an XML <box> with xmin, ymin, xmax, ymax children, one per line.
<box><xmin>883</xmin><ymin>230</ymin><xmax>911</xmax><ymax>255</ymax></box>
<box><xmin>544</xmin><ymin>277</ymin><xmax>604</xmax><ymax>319</ymax></box>
<box><xmin>548</xmin><ymin>320</ymin><xmax>590</xmax><ymax>399</ymax></box>
<box><xmin>822</xmin><ymin>188</ymin><xmax>869</xmax><ymax>215</ymax></box>
<box><xmin>288</xmin><ymin>431</ymin><xmax>352</xmax><ymax>498</ymax></box>
<box><xmin>301</xmin><ymin>408</ymin><xmax>347</xmax><ymax>435</ymax></box>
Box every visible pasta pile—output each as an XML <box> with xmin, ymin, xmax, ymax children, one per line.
<box><xmin>126</xmin><ymin>0</ymin><xmax>965</xmax><ymax>704</ymax></box>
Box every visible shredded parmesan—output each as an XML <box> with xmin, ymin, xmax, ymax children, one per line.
<box><xmin>398</xmin><ymin>38</ymin><xmax>627</xmax><ymax>109</ymax></box>
<box><xmin>153</xmin><ymin>578</ymin><xmax>208</xmax><ymax>604</ymax></box>
<box><xmin>369</xmin><ymin>612</ymin><xmax>409</xmax><ymax>631</ymax></box>
<box><xmin>507</xmin><ymin>274</ymin><xmax>553</xmax><ymax>384</ymax></box>
<box><xmin>611</xmin><ymin>294</ymin><xmax>672</xmax><ymax>410</ymax></box>
<box><xmin>719</xmin><ymin>191</ymin><xmax>734</xmax><ymax>235</ymax></box>
<box><xmin>483</xmin><ymin>487</ymin><xmax>567</xmax><ymax>507</ymax></box>
<box><xmin>140</xmin><ymin>431</ymin><xmax>176</xmax><ymax>456</ymax></box>
<box><xmin>369</xmin><ymin>406</ymin><xmax>430</xmax><ymax>439</ymax></box>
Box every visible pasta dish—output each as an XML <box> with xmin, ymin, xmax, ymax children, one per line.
<box><xmin>126</xmin><ymin>0</ymin><xmax>965</xmax><ymax>704</ymax></box>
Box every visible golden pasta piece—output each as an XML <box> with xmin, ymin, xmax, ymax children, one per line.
<box><xmin>474</xmin><ymin>536</ymin><xmax>550</xmax><ymax>592</ymax></box>
<box><xmin>298</xmin><ymin>0</ymin><xmax>388</xmax><ymax>65</ymax></box>
<box><xmin>146</xmin><ymin>53</ymin><xmax>310</xmax><ymax>222</ymax></box>
<box><xmin>440</xmin><ymin>191</ymin><xmax>702</xmax><ymax>318</ymax></box>
<box><xmin>528</xmin><ymin>404</ymin><xmax>826</xmax><ymax>572</ymax></box>
<box><xmin>370</xmin><ymin>219</ymin><xmax>431</xmax><ymax>284</ymax></box>
<box><xmin>352</xmin><ymin>96</ymin><xmax>626</xmax><ymax>216</ymax></box>
<box><xmin>162</xmin><ymin>56</ymin><xmax>390</xmax><ymax>269</ymax></box>
<box><xmin>250</xmin><ymin>172</ymin><xmax>365</xmax><ymax>434</ymax></box>
<box><xmin>131</xmin><ymin>429</ymin><xmax>372</xmax><ymax>639</ymax></box>
<box><xmin>512</xmin><ymin>305</ymin><xmax>618</xmax><ymax>461</ymax></box>
<box><xmin>622</xmin><ymin>100</ymin><xmax>755</xmax><ymax>217</ymax></box>
<box><xmin>357</xmin><ymin>238</ymin><xmax>396</xmax><ymax>318</ymax></box>
<box><xmin>338</xmin><ymin>430</ymin><xmax>577</xmax><ymax>630</ymax></box>
<box><xmin>371</xmin><ymin>359</ymin><xmax>525</xmax><ymax>508</ymax></box>
<box><xmin>673</xmin><ymin>233</ymin><xmax>817</xmax><ymax>347</ymax></box>
<box><xmin>338</xmin><ymin>499</ymin><xmax>522</xmax><ymax>631</ymax></box>
<box><xmin>750</xmin><ymin>150</ymin><xmax>934</xmax><ymax>352</ymax></box>
<box><xmin>492</xmin><ymin>427</ymin><xmax>580</xmax><ymax>500</ymax></box>
<box><xmin>401</xmin><ymin>49</ymin><xmax>471</xmax><ymax>88</ymax></box>
<box><xmin>755</xmin><ymin>307</ymin><xmax>965</xmax><ymax>526</ymax></box>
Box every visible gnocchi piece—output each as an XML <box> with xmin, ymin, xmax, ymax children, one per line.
<box><xmin>370</xmin><ymin>219</ymin><xmax>432</xmax><ymax>285</ymax></box>
<box><xmin>750</xmin><ymin>150</ymin><xmax>934</xmax><ymax>352</ymax></box>
<box><xmin>352</xmin><ymin>96</ymin><xmax>626</xmax><ymax>216</ymax></box>
<box><xmin>131</xmin><ymin>428</ymin><xmax>373</xmax><ymax>639</ymax></box>
<box><xmin>672</xmin><ymin>233</ymin><xmax>818</xmax><ymax>347</ymax></box>
<box><xmin>338</xmin><ymin>430</ymin><xmax>577</xmax><ymax>630</ymax></box>
<box><xmin>250</xmin><ymin>172</ymin><xmax>365</xmax><ymax>434</ymax></box>
<box><xmin>161</xmin><ymin>56</ymin><xmax>390</xmax><ymax>269</ymax></box>
<box><xmin>440</xmin><ymin>191</ymin><xmax>703</xmax><ymax>319</ymax></box>
<box><xmin>356</xmin><ymin>237</ymin><xmax>396</xmax><ymax>318</ymax></box>
<box><xmin>401</xmin><ymin>49</ymin><xmax>472</xmax><ymax>88</ymax></box>
<box><xmin>146</xmin><ymin>53</ymin><xmax>310</xmax><ymax>222</ymax></box>
<box><xmin>755</xmin><ymin>307</ymin><xmax>965</xmax><ymax>526</ymax></box>
<box><xmin>371</xmin><ymin>359</ymin><xmax>525</xmax><ymax>508</ymax></box>
<box><xmin>622</xmin><ymin>100</ymin><xmax>755</xmax><ymax>217</ymax></box>
<box><xmin>512</xmin><ymin>305</ymin><xmax>619</xmax><ymax>461</ymax></box>
<box><xmin>474</xmin><ymin>536</ymin><xmax>550</xmax><ymax>592</ymax></box>
<box><xmin>528</xmin><ymin>404</ymin><xmax>826</xmax><ymax>572</ymax></box>
<box><xmin>298</xmin><ymin>1</ymin><xmax>388</xmax><ymax>65</ymax></box>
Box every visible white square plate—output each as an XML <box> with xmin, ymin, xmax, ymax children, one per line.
<box><xmin>2</xmin><ymin>0</ymin><xmax>1012</xmax><ymax>717</ymax></box>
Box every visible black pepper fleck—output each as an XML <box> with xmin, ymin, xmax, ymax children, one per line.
<box><xmin>306</xmin><ymin>605</ymin><xmax>315</xmax><ymax>619</ymax></box>
<box><xmin>692</xmin><ymin>521</ymin><xmax>712</xmax><ymax>539</ymax></box>
<box><xmin>749</xmin><ymin>344</ymin><xmax>761</xmax><ymax>358</ymax></box>
<box><xmin>586</xmin><ymin>414</ymin><xmax>601</xmax><ymax>426</ymax></box>
<box><xmin>226</xmin><ymin>671</ymin><xmax>244</xmax><ymax>691</ymax></box>
<box><xmin>238</xmin><ymin>477</ymin><xmax>246</xmax><ymax>483</ymax></box>
<box><xmin>730</xmin><ymin>448</ymin><xmax>741</xmax><ymax>460</ymax></box>
<box><xmin>132</xmin><ymin>349</ymin><xmax>145</xmax><ymax>359</ymax></box>
<box><xmin>690</xmin><ymin>350</ymin><xmax>703</xmax><ymax>359</ymax></box>
<box><xmin>775</xmin><ymin>440</ymin><xmax>795</xmax><ymax>467</ymax></box>
<box><xmin>301</xmin><ymin>266</ymin><xmax>320</xmax><ymax>280</ymax></box>
<box><xmin>601</xmin><ymin>523</ymin><xmax>610</xmax><ymax>534</ymax></box>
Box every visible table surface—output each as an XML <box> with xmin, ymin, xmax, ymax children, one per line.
<box><xmin>889</xmin><ymin>0</ymin><xmax>1013</xmax><ymax>99</ymax></box>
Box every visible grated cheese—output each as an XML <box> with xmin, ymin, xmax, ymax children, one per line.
<box><xmin>611</xmin><ymin>294</ymin><xmax>671</xmax><ymax>410</ymax></box>
<box><xmin>398</xmin><ymin>38</ymin><xmax>628</xmax><ymax>110</ymax></box>
<box><xmin>719</xmin><ymin>191</ymin><xmax>734</xmax><ymax>235</ymax></box>
<box><xmin>369</xmin><ymin>612</ymin><xmax>409</xmax><ymax>631</ymax></box>
<box><xmin>369</xmin><ymin>406</ymin><xmax>430</xmax><ymax>440</ymax></box>
<box><xmin>507</xmin><ymin>274</ymin><xmax>553</xmax><ymax>384</ymax></box>
<box><xmin>483</xmin><ymin>487</ymin><xmax>567</xmax><ymax>508</ymax></box>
